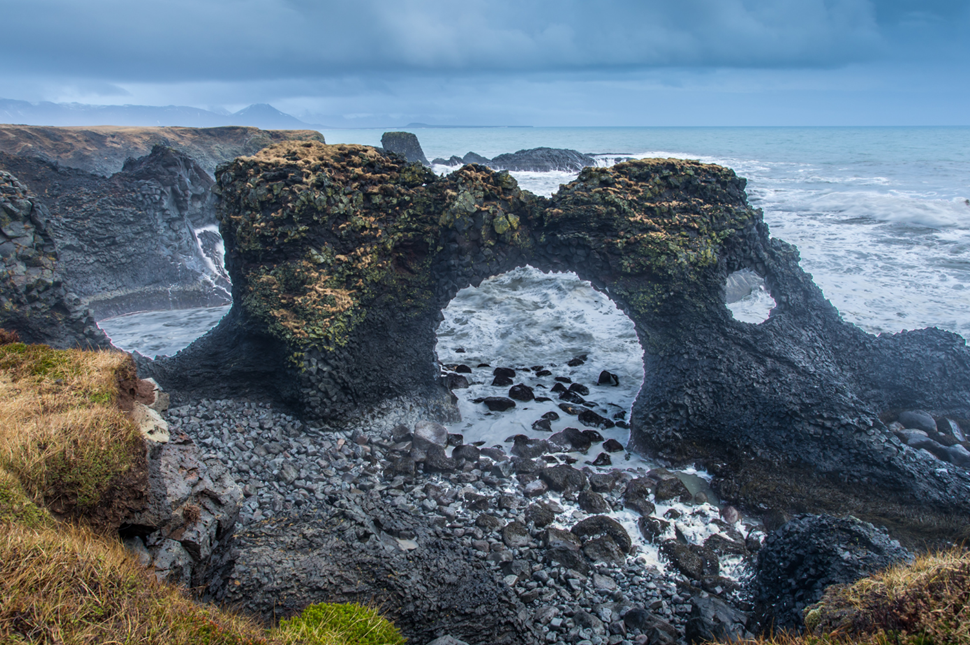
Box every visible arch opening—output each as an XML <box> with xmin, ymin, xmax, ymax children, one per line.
<box><xmin>435</xmin><ymin>265</ymin><xmax>645</xmax><ymax>452</ymax></box>
<box><xmin>725</xmin><ymin>268</ymin><xmax>776</xmax><ymax>324</ymax></box>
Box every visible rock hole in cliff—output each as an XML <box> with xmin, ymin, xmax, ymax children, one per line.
<box><xmin>725</xmin><ymin>268</ymin><xmax>775</xmax><ymax>324</ymax></box>
<box><xmin>435</xmin><ymin>266</ymin><xmax>645</xmax><ymax>451</ymax></box>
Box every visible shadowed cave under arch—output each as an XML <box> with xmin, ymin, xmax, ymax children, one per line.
<box><xmin>144</xmin><ymin>141</ymin><xmax>970</xmax><ymax>542</ymax></box>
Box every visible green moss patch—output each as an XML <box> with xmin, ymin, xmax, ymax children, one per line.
<box><xmin>277</xmin><ymin>603</ymin><xmax>406</xmax><ymax>645</ymax></box>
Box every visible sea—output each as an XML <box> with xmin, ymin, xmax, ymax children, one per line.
<box><xmin>96</xmin><ymin>126</ymin><xmax>970</xmax><ymax>569</ymax></box>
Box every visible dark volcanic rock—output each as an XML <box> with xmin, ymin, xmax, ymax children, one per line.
<box><xmin>751</xmin><ymin>514</ymin><xmax>913</xmax><ymax>633</ymax></box>
<box><xmin>571</xmin><ymin>515</ymin><xmax>632</xmax><ymax>553</ymax></box>
<box><xmin>149</xmin><ymin>141</ymin><xmax>970</xmax><ymax>541</ymax></box>
<box><xmin>0</xmin><ymin>146</ymin><xmax>230</xmax><ymax>318</ymax></box>
<box><xmin>489</xmin><ymin>147</ymin><xmax>595</xmax><ymax>172</ymax></box>
<box><xmin>380</xmin><ymin>132</ymin><xmax>430</xmax><ymax>166</ymax></box>
<box><xmin>508</xmin><ymin>383</ymin><xmax>535</xmax><ymax>401</ymax></box>
<box><xmin>539</xmin><ymin>465</ymin><xmax>587</xmax><ymax>493</ymax></box>
<box><xmin>0</xmin><ymin>171</ymin><xmax>108</xmax><ymax>348</ymax></box>
<box><xmin>211</xmin><ymin>494</ymin><xmax>537</xmax><ymax>645</ymax></box>
<box><xmin>484</xmin><ymin>397</ymin><xmax>516</xmax><ymax>412</ymax></box>
<box><xmin>686</xmin><ymin>596</ymin><xmax>751</xmax><ymax>644</ymax></box>
<box><xmin>659</xmin><ymin>541</ymin><xmax>719</xmax><ymax>581</ymax></box>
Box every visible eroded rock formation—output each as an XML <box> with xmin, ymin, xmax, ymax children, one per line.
<box><xmin>0</xmin><ymin>146</ymin><xmax>231</xmax><ymax>318</ymax></box>
<box><xmin>0</xmin><ymin>170</ymin><xmax>107</xmax><ymax>348</ymax></box>
<box><xmin>147</xmin><ymin>140</ymin><xmax>970</xmax><ymax>542</ymax></box>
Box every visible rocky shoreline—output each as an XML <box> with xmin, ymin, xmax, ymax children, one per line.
<box><xmin>165</xmin><ymin>396</ymin><xmax>756</xmax><ymax>645</ymax></box>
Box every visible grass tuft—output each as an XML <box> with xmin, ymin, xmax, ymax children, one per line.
<box><xmin>277</xmin><ymin>603</ymin><xmax>406</xmax><ymax>645</ymax></box>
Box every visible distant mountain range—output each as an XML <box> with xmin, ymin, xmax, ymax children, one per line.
<box><xmin>0</xmin><ymin>99</ymin><xmax>323</xmax><ymax>130</ymax></box>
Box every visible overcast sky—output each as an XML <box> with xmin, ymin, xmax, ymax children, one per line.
<box><xmin>2</xmin><ymin>0</ymin><xmax>968</xmax><ymax>126</ymax></box>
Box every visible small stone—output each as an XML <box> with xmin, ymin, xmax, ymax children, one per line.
<box><xmin>502</xmin><ymin>521</ymin><xmax>532</xmax><ymax>548</ymax></box>
<box><xmin>590</xmin><ymin>452</ymin><xmax>612</xmax><ymax>467</ymax></box>
<box><xmin>484</xmin><ymin>397</ymin><xmax>516</xmax><ymax>412</ymax></box>
<box><xmin>509</xmin><ymin>383</ymin><xmax>535</xmax><ymax>401</ymax></box>
<box><xmin>578</xmin><ymin>490</ymin><xmax>610</xmax><ymax>514</ymax></box>
<box><xmin>602</xmin><ymin>439</ymin><xmax>624</xmax><ymax>453</ymax></box>
<box><xmin>414</xmin><ymin>420</ymin><xmax>449</xmax><ymax>445</ymax></box>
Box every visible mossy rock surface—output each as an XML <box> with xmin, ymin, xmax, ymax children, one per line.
<box><xmin>148</xmin><ymin>141</ymin><xmax>970</xmax><ymax>543</ymax></box>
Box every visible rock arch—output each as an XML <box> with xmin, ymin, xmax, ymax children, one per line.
<box><xmin>148</xmin><ymin>141</ymin><xmax>970</xmax><ymax>542</ymax></box>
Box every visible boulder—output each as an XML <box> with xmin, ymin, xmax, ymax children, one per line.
<box><xmin>414</xmin><ymin>420</ymin><xmax>449</xmax><ymax>445</ymax></box>
<box><xmin>750</xmin><ymin>514</ymin><xmax>913</xmax><ymax>633</ymax></box>
<box><xmin>484</xmin><ymin>397</ymin><xmax>516</xmax><ymax>412</ymax></box>
<box><xmin>539</xmin><ymin>465</ymin><xmax>587</xmax><ymax>493</ymax></box>
<box><xmin>571</xmin><ymin>515</ymin><xmax>632</xmax><ymax>553</ymax></box>
<box><xmin>686</xmin><ymin>596</ymin><xmax>751</xmax><ymax>644</ymax></box>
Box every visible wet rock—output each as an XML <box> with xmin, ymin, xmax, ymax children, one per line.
<box><xmin>578</xmin><ymin>409</ymin><xmax>615</xmax><ymax>429</ymax></box>
<box><xmin>511</xmin><ymin>436</ymin><xmax>552</xmax><ymax>459</ymax></box>
<box><xmin>530</xmin><ymin>418</ymin><xmax>553</xmax><ymax>432</ymax></box>
<box><xmin>582</xmin><ymin>429</ymin><xmax>604</xmax><ymax>443</ymax></box>
<box><xmin>452</xmin><ymin>444</ymin><xmax>481</xmax><ymax>464</ymax></box>
<box><xmin>551</xmin><ymin>382</ymin><xmax>567</xmax><ymax>394</ymax></box>
<box><xmin>484</xmin><ymin>397</ymin><xmax>516</xmax><ymax>412</ymax></box>
<box><xmin>414</xmin><ymin>420</ymin><xmax>449</xmax><ymax>446</ymax></box>
<box><xmin>511</xmin><ymin>457</ymin><xmax>543</xmax><ymax>475</ymax></box>
<box><xmin>654</xmin><ymin>477</ymin><xmax>693</xmax><ymax>504</ymax></box>
<box><xmin>751</xmin><ymin>514</ymin><xmax>912</xmax><ymax>633</ymax></box>
<box><xmin>623</xmin><ymin>478</ymin><xmax>657</xmax><ymax>516</ymax></box>
<box><xmin>493</xmin><ymin>367</ymin><xmax>516</xmax><ymax>379</ymax></box>
<box><xmin>454</xmin><ymin>364</ymin><xmax>472</xmax><ymax>373</ymax></box>
<box><xmin>391</xmin><ymin>424</ymin><xmax>412</xmax><ymax>442</ymax></box>
<box><xmin>704</xmin><ymin>533</ymin><xmax>748</xmax><ymax>557</ymax></box>
<box><xmin>491</xmin><ymin>375</ymin><xmax>514</xmax><ymax>387</ymax></box>
<box><xmin>602</xmin><ymin>438</ymin><xmax>624</xmax><ymax>453</ymax></box>
<box><xmin>550</xmin><ymin>427</ymin><xmax>592</xmax><ymax>452</ymax></box>
<box><xmin>590</xmin><ymin>452</ymin><xmax>612</xmax><ymax>467</ymax></box>
<box><xmin>720</xmin><ymin>505</ymin><xmax>740</xmax><ymax>524</ymax></box>
<box><xmin>578</xmin><ymin>490</ymin><xmax>610</xmax><ymax>514</ymax></box>
<box><xmin>568</xmin><ymin>383</ymin><xmax>590</xmax><ymax>396</ymax></box>
<box><xmin>637</xmin><ymin>516</ymin><xmax>670</xmax><ymax>544</ymax></box>
<box><xmin>584</xmin><ymin>536</ymin><xmax>626</xmax><ymax>564</ymax></box>
<box><xmin>443</xmin><ymin>373</ymin><xmax>470</xmax><ymax>389</ymax></box>
<box><xmin>598</xmin><ymin>371</ymin><xmax>620</xmax><ymax>386</ymax></box>
<box><xmin>539</xmin><ymin>465</ymin><xmax>587</xmax><ymax>493</ymax></box>
<box><xmin>588</xmin><ymin>471</ymin><xmax>620</xmax><ymax>493</ymax></box>
<box><xmin>659</xmin><ymin>541</ymin><xmax>719</xmax><ymax>581</ymax></box>
<box><xmin>508</xmin><ymin>383</ymin><xmax>535</xmax><ymax>401</ymax></box>
<box><xmin>571</xmin><ymin>515</ymin><xmax>632</xmax><ymax>553</ymax></box>
<box><xmin>686</xmin><ymin>596</ymin><xmax>751</xmax><ymax>644</ymax></box>
<box><xmin>559</xmin><ymin>389</ymin><xmax>587</xmax><ymax>405</ymax></box>
<box><xmin>567</xmin><ymin>356</ymin><xmax>587</xmax><ymax>367</ymax></box>
<box><xmin>523</xmin><ymin>479</ymin><xmax>549</xmax><ymax>497</ymax></box>
<box><xmin>488</xmin><ymin>148</ymin><xmax>595</xmax><ymax>173</ymax></box>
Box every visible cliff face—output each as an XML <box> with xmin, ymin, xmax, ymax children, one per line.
<box><xmin>0</xmin><ymin>171</ymin><xmax>107</xmax><ymax>348</ymax></box>
<box><xmin>0</xmin><ymin>125</ymin><xmax>325</xmax><ymax>178</ymax></box>
<box><xmin>0</xmin><ymin>146</ymin><xmax>231</xmax><ymax>318</ymax></box>
<box><xmin>146</xmin><ymin>141</ymin><xmax>970</xmax><ymax>542</ymax></box>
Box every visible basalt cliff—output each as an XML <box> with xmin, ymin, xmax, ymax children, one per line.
<box><xmin>0</xmin><ymin>146</ymin><xmax>231</xmax><ymax>318</ymax></box>
<box><xmin>145</xmin><ymin>140</ymin><xmax>970</xmax><ymax>545</ymax></box>
<box><xmin>0</xmin><ymin>124</ymin><xmax>325</xmax><ymax>177</ymax></box>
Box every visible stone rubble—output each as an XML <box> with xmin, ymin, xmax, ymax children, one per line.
<box><xmin>164</xmin><ymin>397</ymin><xmax>759</xmax><ymax>644</ymax></box>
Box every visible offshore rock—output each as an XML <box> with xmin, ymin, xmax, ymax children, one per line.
<box><xmin>148</xmin><ymin>141</ymin><xmax>970</xmax><ymax>541</ymax></box>
<box><xmin>0</xmin><ymin>146</ymin><xmax>230</xmax><ymax>318</ymax></box>
<box><xmin>751</xmin><ymin>514</ymin><xmax>912</xmax><ymax>633</ymax></box>
<box><xmin>208</xmin><ymin>492</ymin><xmax>538</xmax><ymax>645</ymax></box>
<box><xmin>456</xmin><ymin>147</ymin><xmax>595</xmax><ymax>173</ymax></box>
<box><xmin>381</xmin><ymin>131</ymin><xmax>430</xmax><ymax>166</ymax></box>
<box><xmin>0</xmin><ymin>170</ymin><xmax>107</xmax><ymax>347</ymax></box>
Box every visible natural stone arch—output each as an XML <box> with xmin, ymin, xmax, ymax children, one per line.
<box><xmin>147</xmin><ymin>141</ymin><xmax>970</xmax><ymax>543</ymax></box>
